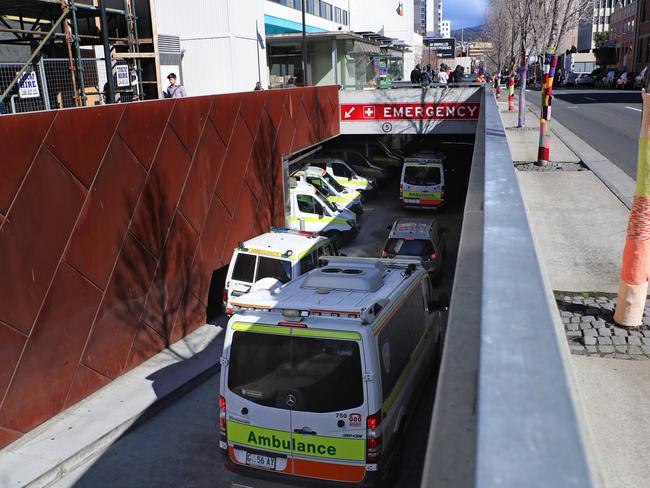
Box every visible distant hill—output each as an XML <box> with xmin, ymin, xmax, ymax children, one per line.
<box><xmin>450</xmin><ymin>24</ymin><xmax>486</xmax><ymax>42</ymax></box>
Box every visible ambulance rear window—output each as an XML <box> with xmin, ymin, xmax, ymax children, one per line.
<box><xmin>228</xmin><ymin>332</ymin><xmax>363</xmax><ymax>412</ymax></box>
<box><xmin>256</xmin><ymin>256</ymin><xmax>292</xmax><ymax>283</ymax></box>
<box><xmin>404</xmin><ymin>165</ymin><xmax>441</xmax><ymax>186</ymax></box>
<box><xmin>232</xmin><ymin>253</ymin><xmax>256</xmax><ymax>282</ymax></box>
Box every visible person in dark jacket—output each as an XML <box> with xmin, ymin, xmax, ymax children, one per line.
<box><xmin>450</xmin><ymin>65</ymin><xmax>465</xmax><ymax>83</ymax></box>
<box><xmin>410</xmin><ymin>64</ymin><xmax>422</xmax><ymax>84</ymax></box>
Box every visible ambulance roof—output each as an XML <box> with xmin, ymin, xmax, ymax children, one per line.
<box><xmin>230</xmin><ymin>257</ymin><xmax>424</xmax><ymax>324</ymax></box>
<box><xmin>240</xmin><ymin>229</ymin><xmax>328</xmax><ymax>260</ymax></box>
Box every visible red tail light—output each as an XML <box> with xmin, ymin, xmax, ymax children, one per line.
<box><xmin>382</xmin><ymin>250</ymin><xmax>388</xmax><ymax>258</ymax></box>
<box><xmin>223</xmin><ymin>289</ymin><xmax>228</xmax><ymax>304</ymax></box>
<box><xmin>219</xmin><ymin>395</ymin><xmax>228</xmax><ymax>442</ymax></box>
<box><xmin>366</xmin><ymin>411</ymin><xmax>382</xmax><ymax>463</ymax></box>
<box><xmin>431</xmin><ymin>253</ymin><xmax>437</xmax><ymax>260</ymax></box>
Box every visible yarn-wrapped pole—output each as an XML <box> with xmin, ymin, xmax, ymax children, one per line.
<box><xmin>518</xmin><ymin>64</ymin><xmax>527</xmax><ymax>127</ymax></box>
<box><xmin>537</xmin><ymin>49</ymin><xmax>558</xmax><ymax>165</ymax></box>
<box><xmin>508</xmin><ymin>73</ymin><xmax>515</xmax><ymax>111</ymax></box>
<box><xmin>496</xmin><ymin>75</ymin><xmax>501</xmax><ymax>99</ymax></box>
<box><xmin>614</xmin><ymin>89</ymin><xmax>650</xmax><ymax>326</ymax></box>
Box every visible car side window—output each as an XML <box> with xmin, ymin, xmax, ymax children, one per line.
<box><xmin>299</xmin><ymin>250</ymin><xmax>317</xmax><ymax>274</ymax></box>
<box><xmin>332</xmin><ymin>163</ymin><xmax>346</xmax><ymax>177</ymax></box>
<box><xmin>297</xmin><ymin>194</ymin><xmax>316</xmax><ymax>214</ymax></box>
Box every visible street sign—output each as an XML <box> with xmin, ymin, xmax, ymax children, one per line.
<box><xmin>340</xmin><ymin>102</ymin><xmax>480</xmax><ymax>121</ymax></box>
<box><xmin>116</xmin><ymin>65</ymin><xmax>130</xmax><ymax>87</ymax></box>
<box><xmin>18</xmin><ymin>71</ymin><xmax>40</xmax><ymax>99</ymax></box>
<box><xmin>423</xmin><ymin>38</ymin><xmax>456</xmax><ymax>59</ymax></box>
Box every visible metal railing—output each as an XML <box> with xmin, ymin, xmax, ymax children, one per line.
<box><xmin>421</xmin><ymin>88</ymin><xmax>595</xmax><ymax>487</ymax></box>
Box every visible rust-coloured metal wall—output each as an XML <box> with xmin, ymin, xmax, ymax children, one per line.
<box><xmin>0</xmin><ymin>86</ymin><xmax>340</xmax><ymax>448</ymax></box>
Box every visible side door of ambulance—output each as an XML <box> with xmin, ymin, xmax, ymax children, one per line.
<box><xmin>288</xmin><ymin>328</ymin><xmax>369</xmax><ymax>484</ymax></box>
<box><xmin>291</xmin><ymin>194</ymin><xmax>327</xmax><ymax>233</ymax></box>
<box><xmin>223</xmin><ymin>324</ymin><xmax>294</xmax><ymax>475</ymax></box>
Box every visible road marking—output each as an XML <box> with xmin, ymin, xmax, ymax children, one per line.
<box><xmin>566</xmin><ymin>106</ymin><xmax>579</xmax><ymax>109</ymax></box>
<box><xmin>584</xmin><ymin>96</ymin><xmax>597</xmax><ymax>101</ymax></box>
<box><xmin>625</xmin><ymin>106</ymin><xmax>642</xmax><ymax>112</ymax></box>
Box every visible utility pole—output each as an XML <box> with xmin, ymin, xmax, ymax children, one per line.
<box><xmin>301</xmin><ymin>0</ymin><xmax>308</xmax><ymax>86</ymax></box>
<box><xmin>99</xmin><ymin>0</ymin><xmax>115</xmax><ymax>103</ymax></box>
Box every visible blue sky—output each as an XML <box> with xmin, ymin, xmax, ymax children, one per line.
<box><xmin>445</xmin><ymin>0</ymin><xmax>487</xmax><ymax>29</ymax></box>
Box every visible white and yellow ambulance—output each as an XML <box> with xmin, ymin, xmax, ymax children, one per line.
<box><xmin>292</xmin><ymin>166</ymin><xmax>364</xmax><ymax>216</ymax></box>
<box><xmin>304</xmin><ymin>157</ymin><xmax>376</xmax><ymax>195</ymax></box>
<box><xmin>400</xmin><ymin>152</ymin><xmax>446</xmax><ymax>209</ymax></box>
<box><xmin>288</xmin><ymin>181</ymin><xmax>359</xmax><ymax>249</ymax></box>
<box><xmin>219</xmin><ymin>257</ymin><xmax>444</xmax><ymax>486</ymax></box>
<box><xmin>223</xmin><ymin>228</ymin><xmax>336</xmax><ymax>315</ymax></box>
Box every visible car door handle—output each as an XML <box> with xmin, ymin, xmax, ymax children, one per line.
<box><xmin>294</xmin><ymin>427</ymin><xmax>317</xmax><ymax>436</ymax></box>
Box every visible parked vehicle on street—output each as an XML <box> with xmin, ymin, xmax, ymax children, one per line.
<box><xmin>287</xmin><ymin>180</ymin><xmax>358</xmax><ymax>249</ymax></box>
<box><xmin>303</xmin><ymin>157</ymin><xmax>376</xmax><ymax>195</ymax></box>
<box><xmin>574</xmin><ymin>73</ymin><xmax>595</xmax><ymax>87</ymax></box>
<box><xmin>634</xmin><ymin>67</ymin><xmax>648</xmax><ymax>89</ymax></box>
<box><xmin>562</xmin><ymin>72</ymin><xmax>579</xmax><ymax>87</ymax></box>
<box><xmin>220</xmin><ymin>256</ymin><xmax>445</xmax><ymax>486</ymax></box>
<box><xmin>616</xmin><ymin>72</ymin><xmax>637</xmax><ymax>89</ymax></box>
<box><xmin>320</xmin><ymin>150</ymin><xmax>388</xmax><ymax>183</ymax></box>
<box><xmin>400</xmin><ymin>152</ymin><xmax>446</xmax><ymax>209</ymax></box>
<box><xmin>602</xmin><ymin>70</ymin><xmax>622</xmax><ymax>89</ymax></box>
<box><xmin>382</xmin><ymin>218</ymin><xmax>445</xmax><ymax>279</ymax></box>
<box><xmin>223</xmin><ymin>229</ymin><xmax>335</xmax><ymax>315</ymax></box>
<box><xmin>292</xmin><ymin>166</ymin><xmax>364</xmax><ymax>215</ymax></box>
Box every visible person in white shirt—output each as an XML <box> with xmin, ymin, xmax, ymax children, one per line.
<box><xmin>437</xmin><ymin>65</ymin><xmax>450</xmax><ymax>84</ymax></box>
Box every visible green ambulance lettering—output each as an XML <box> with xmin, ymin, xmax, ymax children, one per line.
<box><xmin>247</xmin><ymin>430</ymin><xmax>337</xmax><ymax>456</ymax></box>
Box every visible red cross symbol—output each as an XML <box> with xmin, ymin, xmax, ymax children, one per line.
<box><xmin>362</xmin><ymin>106</ymin><xmax>375</xmax><ymax>118</ymax></box>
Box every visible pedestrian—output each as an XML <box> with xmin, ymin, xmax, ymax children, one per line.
<box><xmin>163</xmin><ymin>73</ymin><xmax>187</xmax><ymax>98</ymax></box>
<box><xmin>450</xmin><ymin>65</ymin><xmax>464</xmax><ymax>83</ymax></box>
<box><xmin>286</xmin><ymin>77</ymin><xmax>296</xmax><ymax>88</ymax></box>
<box><xmin>254</xmin><ymin>81</ymin><xmax>263</xmax><ymax>91</ymax></box>
<box><xmin>410</xmin><ymin>64</ymin><xmax>422</xmax><ymax>84</ymax></box>
<box><xmin>420</xmin><ymin>65</ymin><xmax>433</xmax><ymax>86</ymax></box>
<box><xmin>437</xmin><ymin>64</ymin><xmax>450</xmax><ymax>84</ymax></box>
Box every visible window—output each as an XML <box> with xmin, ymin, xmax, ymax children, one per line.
<box><xmin>306</xmin><ymin>0</ymin><xmax>315</xmax><ymax>15</ymax></box>
<box><xmin>384</xmin><ymin>238</ymin><xmax>433</xmax><ymax>257</ymax></box>
<box><xmin>231</xmin><ymin>253</ymin><xmax>256</xmax><ymax>282</ymax></box>
<box><xmin>256</xmin><ymin>256</ymin><xmax>292</xmax><ymax>283</ymax></box>
<box><xmin>404</xmin><ymin>165</ymin><xmax>442</xmax><ymax>186</ymax></box>
<box><xmin>342</xmin><ymin>10</ymin><xmax>348</xmax><ymax>25</ymax></box>
<box><xmin>296</xmin><ymin>194</ymin><xmax>323</xmax><ymax>214</ymax></box>
<box><xmin>299</xmin><ymin>251</ymin><xmax>317</xmax><ymax>274</ymax></box>
<box><xmin>335</xmin><ymin>7</ymin><xmax>342</xmax><ymax>23</ymax></box>
<box><xmin>332</xmin><ymin>163</ymin><xmax>352</xmax><ymax>178</ymax></box>
<box><xmin>321</xmin><ymin>2</ymin><xmax>332</xmax><ymax>20</ymax></box>
<box><xmin>228</xmin><ymin>332</ymin><xmax>364</xmax><ymax>412</ymax></box>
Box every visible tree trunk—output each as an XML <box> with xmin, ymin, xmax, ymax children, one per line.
<box><xmin>518</xmin><ymin>65</ymin><xmax>527</xmax><ymax>127</ymax></box>
<box><xmin>615</xmin><ymin>90</ymin><xmax>650</xmax><ymax>326</ymax></box>
<box><xmin>536</xmin><ymin>49</ymin><xmax>557</xmax><ymax>165</ymax></box>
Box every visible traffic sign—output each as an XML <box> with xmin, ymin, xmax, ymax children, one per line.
<box><xmin>340</xmin><ymin>103</ymin><xmax>480</xmax><ymax>121</ymax></box>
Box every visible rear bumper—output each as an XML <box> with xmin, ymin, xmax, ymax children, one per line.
<box><xmin>221</xmin><ymin>449</ymin><xmax>381</xmax><ymax>487</ymax></box>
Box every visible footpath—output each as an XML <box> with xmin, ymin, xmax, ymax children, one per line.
<box><xmin>498</xmin><ymin>96</ymin><xmax>650</xmax><ymax>488</ymax></box>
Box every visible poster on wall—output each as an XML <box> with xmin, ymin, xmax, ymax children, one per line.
<box><xmin>18</xmin><ymin>71</ymin><xmax>40</xmax><ymax>99</ymax></box>
<box><xmin>116</xmin><ymin>65</ymin><xmax>130</xmax><ymax>87</ymax></box>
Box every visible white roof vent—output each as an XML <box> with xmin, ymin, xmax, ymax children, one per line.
<box><xmin>302</xmin><ymin>260</ymin><xmax>385</xmax><ymax>292</ymax></box>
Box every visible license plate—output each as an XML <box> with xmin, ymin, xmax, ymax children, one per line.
<box><xmin>246</xmin><ymin>452</ymin><xmax>276</xmax><ymax>470</ymax></box>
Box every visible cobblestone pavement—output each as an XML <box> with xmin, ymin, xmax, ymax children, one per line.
<box><xmin>515</xmin><ymin>161</ymin><xmax>587</xmax><ymax>172</ymax></box>
<box><xmin>556</xmin><ymin>292</ymin><xmax>650</xmax><ymax>360</ymax></box>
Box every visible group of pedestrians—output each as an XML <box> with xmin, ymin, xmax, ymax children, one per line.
<box><xmin>409</xmin><ymin>63</ymin><xmax>466</xmax><ymax>86</ymax></box>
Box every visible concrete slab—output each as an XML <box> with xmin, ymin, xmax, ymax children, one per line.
<box><xmin>571</xmin><ymin>356</ymin><xmax>650</xmax><ymax>488</ymax></box>
<box><xmin>0</xmin><ymin>322</ymin><xmax>224</xmax><ymax>488</ymax></box>
<box><xmin>517</xmin><ymin>171</ymin><xmax>628</xmax><ymax>293</ymax></box>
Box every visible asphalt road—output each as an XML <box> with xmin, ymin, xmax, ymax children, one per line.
<box><xmin>51</xmin><ymin>138</ymin><xmax>474</xmax><ymax>488</ymax></box>
<box><xmin>528</xmin><ymin>88</ymin><xmax>642</xmax><ymax>178</ymax></box>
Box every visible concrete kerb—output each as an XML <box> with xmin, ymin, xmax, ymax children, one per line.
<box><xmin>0</xmin><ymin>323</ymin><xmax>224</xmax><ymax>488</ymax></box>
<box><xmin>524</xmin><ymin>103</ymin><xmax>635</xmax><ymax>210</ymax></box>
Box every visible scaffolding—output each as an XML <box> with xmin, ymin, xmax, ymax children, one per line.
<box><xmin>0</xmin><ymin>0</ymin><xmax>158</xmax><ymax>111</ymax></box>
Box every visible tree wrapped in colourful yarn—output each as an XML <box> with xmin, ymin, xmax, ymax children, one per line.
<box><xmin>537</xmin><ymin>48</ymin><xmax>557</xmax><ymax>165</ymax></box>
<box><xmin>508</xmin><ymin>59</ymin><xmax>516</xmax><ymax>112</ymax></box>
<box><xmin>615</xmin><ymin>87</ymin><xmax>650</xmax><ymax>326</ymax></box>
<box><xmin>495</xmin><ymin>74</ymin><xmax>501</xmax><ymax>99</ymax></box>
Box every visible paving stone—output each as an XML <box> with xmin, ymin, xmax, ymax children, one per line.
<box><xmin>597</xmin><ymin>336</ymin><xmax>613</xmax><ymax>345</ymax></box>
<box><xmin>560</xmin><ymin>311</ymin><xmax>573</xmax><ymax>318</ymax></box>
<box><xmin>613</xmin><ymin>327</ymin><xmax>629</xmax><ymax>337</ymax></box>
<box><xmin>628</xmin><ymin>336</ymin><xmax>642</xmax><ymax>346</ymax></box>
<box><xmin>580</xmin><ymin>322</ymin><xmax>593</xmax><ymax>330</ymax></box>
<box><xmin>591</xmin><ymin>319</ymin><xmax>606</xmax><ymax>329</ymax></box>
<box><xmin>586</xmin><ymin>308</ymin><xmax>601</xmax><ymax>315</ymax></box>
<box><xmin>570</xmin><ymin>317</ymin><xmax>581</xmax><ymax>324</ymax></box>
<box><xmin>570</xmin><ymin>344</ymin><xmax>586</xmax><ymax>354</ymax></box>
<box><xmin>585</xmin><ymin>345</ymin><xmax>598</xmax><ymax>354</ymax></box>
<box><xmin>566</xmin><ymin>322</ymin><xmax>579</xmax><ymax>331</ymax></box>
<box><xmin>598</xmin><ymin>328</ymin><xmax>612</xmax><ymax>337</ymax></box>
<box><xmin>599</xmin><ymin>345</ymin><xmax>615</xmax><ymax>354</ymax></box>
<box><xmin>629</xmin><ymin>345</ymin><xmax>644</xmax><ymax>355</ymax></box>
<box><xmin>562</xmin><ymin>317</ymin><xmax>571</xmax><ymax>325</ymax></box>
<box><xmin>612</xmin><ymin>335</ymin><xmax>627</xmax><ymax>345</ymax></box>
<box><xmin>583</xmin><ymin>336</ymin><xmax>597</xmax><ymax>346</ymax></box>
<box><xmin>566</xmin><ymin>331</ymin><xmax>582</xmax><ymax>339</ymax></box>
<box><xmin>583</xmin><ymin>329</ymin><xmax>598</xmax><ymax>337</ymax></box>
<box><xmin>596</xmin><ymin>297</ymin><xmax>608</xmax><ymax>303</ymax></box>
<box><xmin>642</xmin><ymin>330</ymin><xmax>650</xmax><ymax>338</ymax></box>
<box><xmin>632</xmin><ymin>355</ymin><xmax>650</xmax><ymax>361</ymax></box>
<box><xmin>615</xmin><ymin>345</ymin><xmax>628</xmax><ymax>354</ymax></box>
<box><xmin>643</xmin><ymin>317</ymin><xmax>650</xmax><ymax>326</ymax></box>
<box><xmin>629</xmin><ymin>330</ymin><xmax>643</xmax><ymax>337</ymax></box>
<box><xmin>643</xmin><ymin>338</ymin><xmax>650</xmax><ymax>345</ymax></box>
<box><xmin>642</xmin><ymin>344</ymin><xmax>650</xmax><ymax>354</ymax></box>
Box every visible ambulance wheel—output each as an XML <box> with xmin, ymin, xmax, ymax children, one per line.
<box><xmin>323</xmin><ymin>231</ymin><xmax>342</xmax><ymax>251</ymax></box>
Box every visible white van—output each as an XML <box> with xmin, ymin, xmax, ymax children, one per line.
<box><xmin>219</xmin><ymin>257</ymin><xmax>444</xmax><ymax>486</ymax></box>
<box><xmin>304</xmin><ymin>157</ymin><xmax>376</xmax><ymax>194</ymax></box>
<box><xmin>288</xmin><ymin>182</ymin><xmax>359</xmax><ymax>249</ymax></box>
<box><xmin>223</xmin><ymin>228</ymin><xmax>336</xmax><ymax>315</ymax></box>
<box><xmin>292</xmin><ymin>166</ymin><xmax>364</xmax><ymax>215</ymax></box>
<box><xmin>400</xmin><ymin>152</ymin><xmax>446</xmax><ymax>209</ymax></box>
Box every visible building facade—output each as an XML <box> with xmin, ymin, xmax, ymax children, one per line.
<box><xmin>610</xmin><ymin>0</ymin><xmax>637</xmax><ymax>71</ymax></box>
<box><xmin>440</xmin><ymin>19</ymin><xmax>451</xmax><ymax>38</ymax></box>
<box><xmin>579</xmin><ymin>0</ymin><xmax>617</xmax><ymax>51</ymax></box>
<box><xmin>635</xmin><ymin>0</ymin><xmax>650</xmax><ymax>72</ymax></box>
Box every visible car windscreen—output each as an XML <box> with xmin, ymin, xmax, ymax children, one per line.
<box><xmin>322</xmin><ymin>172</ymin><xmax>346</xmax><ymax>192</ymax></box>
<box><xmin>403</xmin><ymin>165</ymin><xmax>441</xmax><ymax>186</ymax></box>
<box><xmin>228</xmin><ymin>331</ymin><xmax>364</xmax><ymax>412</ymax></box>
<box><xmin>256</xmin><ymin>256</ymin><xmax>292</xmax><ymax>283</ymax></box>
<box><xmin>231</xmin><ymin>253</ymin><xmax>256</xmax><ymax>282</ymax></box>
<box><xmin>385</xmin><ymin>238</ymin><xmax>433</xmax><ymax>257</ymax></box>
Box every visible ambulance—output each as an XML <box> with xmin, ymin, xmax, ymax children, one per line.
<box><xmin>303</xmin><ymin>157</ymin><xmax>376</xmax><ymax>195</ymax></box>
<box><xmin>400</xmin><ymin>152</ymin><xmax>446</xmax><ymax>209</ymax></box>
<box><xmin>292</xmin><ymin>166</ymin><xmax>364</xmax><ymax>216</ymax></box>
<box><xmin>219</xmin><ymin>257</ymin><xmax>444</xmax><ymax>486</ymax></box>
<box><xmin>223</xmin><ymin>228</ymin><xmax>336</xmax><ymax>315</ymax></box>
<box><xmin>288</xmin><ymin>181</ymin><xmax>359</xmax><ymax>249</ymax></box>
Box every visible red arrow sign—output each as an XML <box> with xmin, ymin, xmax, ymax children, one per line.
<box><xmin>340</xmin><ymin>102</ymin><xmax>480</xmax><ymax>121</ymax></box>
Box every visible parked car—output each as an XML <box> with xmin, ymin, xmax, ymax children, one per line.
<box><xmin>617</xmin><ymin>72</ymin><xmax>637</xmax><ymax>89</ymax></box>
<box><xmin>562</xmin><ymin>72</ymin><xmax>579</xmax><ymax>87</ymax></box>
<box><xmin>602</xmin><ymin>70</ymin><xmax>622</xmax><ymax>89</ymax></box>
<box><xmin>634</xmin><ymin>67</ymin><xmax>648</xmax><ymax>89</ymax></box>
<box><xmin>574</xmin><ymin>73</ymin><xmax>595</xmax><ymax>87</ymax></box>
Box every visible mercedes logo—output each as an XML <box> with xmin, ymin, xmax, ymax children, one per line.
<box><xmin>285</xmin><ymin>394</ymin><xmax>297</xmax><ymax>407</ymax></box>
